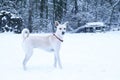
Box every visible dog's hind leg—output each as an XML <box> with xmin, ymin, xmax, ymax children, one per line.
<box><xmin>23</xmin><ymin>49</ymin><xmax>33</xmax><ymax>70</ymax></box>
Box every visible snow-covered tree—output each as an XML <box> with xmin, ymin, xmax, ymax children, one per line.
<box><xmin>0</xmin><ymin>10</ymin><xmax>23</xmax><ymax>33</ymax></box>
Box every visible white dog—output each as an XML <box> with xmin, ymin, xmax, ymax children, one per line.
<box><xmin>22</xmin><ymin>21</ymin><xmax>68</xmax><ymax>70</ymax></box>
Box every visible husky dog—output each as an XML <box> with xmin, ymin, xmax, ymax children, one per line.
<box><xmin>22</xmin><ymin>21</ymin><xmax>68</xmax><ymax>70</ymax></box>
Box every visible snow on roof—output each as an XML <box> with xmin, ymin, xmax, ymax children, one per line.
<box><xmin>86</xmin><ymin>22</ymin><xmax>105</xmax><ymax>26</ymax></box>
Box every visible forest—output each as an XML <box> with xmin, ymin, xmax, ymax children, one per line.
<box><xmin>0</xmin><ymin>0</ymin><xmax>120</xmax><ymax>33</ymax></box>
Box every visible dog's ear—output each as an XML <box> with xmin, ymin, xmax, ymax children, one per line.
<box><xmin>55</xmin><ymin>21</ymin><xmax>59</xmax><ymax>27</ymax></box>
<box><xmin>64</xmin><ymin>21</ymin><xmax>68</xmax><ymax>26</ymax></box>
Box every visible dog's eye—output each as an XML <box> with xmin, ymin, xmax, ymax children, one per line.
<box><xmin>59</xmin><ymin>28</ymin><xmax>62</xmax><ymax>30</ymax></box>
<box><xmin>64</xmin><ymin>28</ymin><xmax>66</xmax><ymax>30</ymax></box>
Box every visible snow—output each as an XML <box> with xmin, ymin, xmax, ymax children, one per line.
<box><xmin>11</xmin><ymin>13</ymin><xmax>20</xmax><ymax>19</ymax></box>
<box><xmin>2</xmin><ymin>16</ymin><xmax>7</xmax><ymax>20</ymax></box>
<box><xmin>1</xmin><ymin>10</ymin><xmax>10</xmax><ymax>14</ymax></box>
<box><xmin>0</xmin><ymin>10</ymin><xmax>20</xmax><ymax>19</ymax></box>
<box><xmin>0</xmin><ymin>32</ymin><xmax>120</xmax><ymax>80</ymax></box>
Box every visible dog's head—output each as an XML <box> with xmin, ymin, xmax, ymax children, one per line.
<box><xmin>55</xmin><ymin>21</ymin><xmax>68</xmax><ymax>35</ymax></box>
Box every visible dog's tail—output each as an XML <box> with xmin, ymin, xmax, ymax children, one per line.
<box><xmin>22</xmin><ymin>28</ymin><xmax>30</xmax><ymax>40</ymax></box>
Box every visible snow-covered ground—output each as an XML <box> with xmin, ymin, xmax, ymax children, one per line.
<box><xmin>0</xmin><ymin>32</ymin><xmax>120</xmax><ymax>80</ymax></box>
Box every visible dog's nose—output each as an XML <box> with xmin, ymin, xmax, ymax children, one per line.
<box><xmin>62</xmin><ymin>32</ymin><xmax>65</xmax><ymax>35</ymax></box>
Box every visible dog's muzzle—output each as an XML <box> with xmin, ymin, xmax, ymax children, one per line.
<box><xmin>62</xmin><ymin>32</ymin><xmax>65</xmax><ymax>35</ymax></box>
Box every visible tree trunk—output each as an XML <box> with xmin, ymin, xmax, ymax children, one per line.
<box><xmin>46</xmin><ymin>0</ymin><xmax>48</xmax><ymax>19</ymax></box>
<box><xmin>75</xmin><ymin>0</ymin><xmax>78</xmax><ymax>14</ymax></box>
<box><xmin>28</xmin><ymin>0</ymin><xmax>33</xmax><ymax>33</ymax></box>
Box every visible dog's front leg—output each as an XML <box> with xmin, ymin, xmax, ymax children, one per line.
<box><xmin>54</xmin><ymin>49</ymin><xmax>62</xmax><ymax>69</ymax></box>
<box><xmin>54</xmin><ymin>53</ymin><xmax>57</xmax><ymax>68</ymax></box>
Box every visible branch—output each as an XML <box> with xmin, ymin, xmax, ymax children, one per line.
<box><xmin>112</xmin><ymin>0</ymin><xmax>120</xmax><ymax>8</ymax></box>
